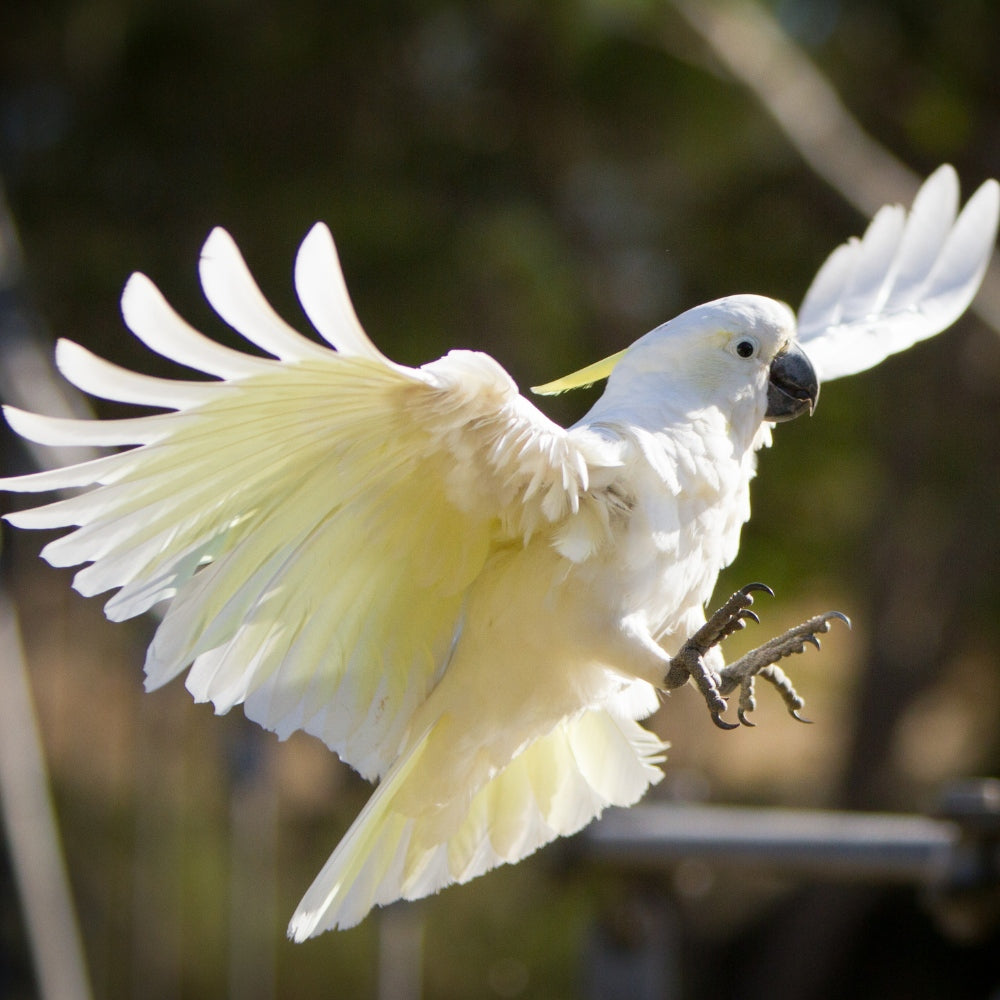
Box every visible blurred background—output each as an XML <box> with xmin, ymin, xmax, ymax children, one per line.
<box><xmin>1</xmin><ymin>0</ymin><xmax>999</xmax><ymax>997</ymax></box>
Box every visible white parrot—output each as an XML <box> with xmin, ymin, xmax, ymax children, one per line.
<box><xmin>0</xmin><ymin>165</ymin><xmax>996</xmax><ymax>939</ymax></box>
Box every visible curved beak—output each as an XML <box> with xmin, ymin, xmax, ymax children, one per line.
<box><xmin>766</xmin><ymin>342</ymin><xmax>819</xmax><ymax>422</ymax></box>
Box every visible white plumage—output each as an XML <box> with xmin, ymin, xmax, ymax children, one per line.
<box><xmin>797</xmin><ymin>165</ymin><xmax>998</xmax><ymax>379</ymax></box>
<box><xmin>1</xmin><ymin>166</ymin><xmax>996</xmax><ymax>939</ymax></box>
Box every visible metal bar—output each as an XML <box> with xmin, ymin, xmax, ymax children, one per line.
<box><xmin>587</xmin><ymin>803</ymin><xmax>968</xmax><ymax>886</ymax></box>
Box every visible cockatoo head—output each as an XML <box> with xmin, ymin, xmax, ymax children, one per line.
<box><xmin>536</xmin><ymin>293</ymin><xmax>818</xmax><ymax>432</ymax></box>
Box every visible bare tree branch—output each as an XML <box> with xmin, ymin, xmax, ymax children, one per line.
<box><xmin>665</xmin><ymin>0</ymin><xmax>1000</xmax><ymax>332</ymax></box>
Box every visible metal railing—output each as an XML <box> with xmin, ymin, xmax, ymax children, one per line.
<box><xmin>587</xmin><ymin>781</ymin><xmax>1000</xmax><ymax>893</ymax></box>
<box><xmin>579</xmin><ymin>781</ymin><xmax>1000</xmax><ymax>999</ymax></box>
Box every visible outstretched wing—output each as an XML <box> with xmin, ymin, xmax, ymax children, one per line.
<box><xmin>0</xmin><ymin>224</ymin><xmax>618</xmax><ymax>780</ymax></box>
<box><xmin>796</xmin><ymin>165</ymin><xmax>999</xmax><ymax>382</ymax></box>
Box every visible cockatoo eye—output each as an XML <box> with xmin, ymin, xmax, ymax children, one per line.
<box><xmin>732</xmin><ymin>337</ymin><xmax>759</xmax><ymax>360</ymax></box>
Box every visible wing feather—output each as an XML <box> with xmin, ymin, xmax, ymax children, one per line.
<box><xmin>831</xmin><ymin>204</ymin><xmax>906</xmax><ymax>323</ymax></box>
<box><xmin>293</xmin><ymin>223</ymin><xmax>389</xmax><ymax>360</ymax></box>
<box><xmin>120</xmin><ymin>272</ymin><xmax>277</xmax><ymax>378</ymax></box>
<box><xmin>797</xmin><ymin>165</ymin><xmax>999</xmax><ymax>381</ymax></box>
<box><xmin>879</xmin><ymin>163</ymin><xmax>960</xmax><ymax>313</ymax></box>
<box><xmin>0</xmin><ymin>226</ymin><xmax>615</xmax><ymax>781</ymax></box>
<box><xmin>2</xmin><ymin>404</ymin><xmax>185</xmax><ymax>447</ymax></box>
<box><xmin>198</xmin><ymin>228</ymin><xmax>335</xmax><ymax>362</ymax></box>
<box><xmin>55</xmin><ymin>339</ymin><xmax>219</xmax><ymax>409</ymax></box>
<box><xmin>288</xmin><ymin>705</ymin><xmax>666</xmax><ymax>938</ymax></box>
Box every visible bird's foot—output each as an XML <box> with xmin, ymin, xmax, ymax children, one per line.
<box><xmin>718</xmin><ymin>611</ymin><xmax>850</xmax><ymax>726</ymax></box>
<box><xmin>663</xmin><ymin>584</ymin><xmax>849</xmax><ymax>730</ymax></box>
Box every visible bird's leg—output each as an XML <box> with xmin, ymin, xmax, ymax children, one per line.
<box><xmin>662</xmin><ymin>583</ymin><xmax>773</xmax><ymax>729</ymax></box>
<box><xmin>663</xmin><ymin>584</ymin><xmax>849</xmax><ymax>730</ymax></box>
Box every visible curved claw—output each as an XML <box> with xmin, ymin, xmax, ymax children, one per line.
<box><xmin>827</xmin><ymin>611</ymin><xmax>851</xmax><ymax>629</ymax></box>
<box><xmin>742</xmin><ymin>583</ymin><xmax>775</xmax><ymax>598</ymax></box>
<box><xmin>790</xmin><ymin>709</ymin><xmax>813</xmax><ymax>724</ymax></box>
<box><xmin>804</xmin><ymin>634</ymin><xmax>821</xmax><ymax>650</ymax></box>
<box><xmin>739</xmin><ymin>609</ymin><xmax>761</xmax><ymax>625</ymax></box>
<box><xmin>711</xmin><ymin>711</ymin><xmax>740</xmax><ymax>732</ymax></box>
<box><xmin>737</xmin><ymin>708</ymin><xmax>756</xmax><ymax>728</ymax></box>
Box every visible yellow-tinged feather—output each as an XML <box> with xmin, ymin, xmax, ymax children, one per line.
<box><xmin>2</xmin><ymin>328</ymin><xmax>614</xmax><ymax>784</ymax></box>
<box><xmin>288</xmin><ymin>705</ymin><xmax>665</xmax><ymax>938</ymax></box>
<box><xmin>530</xmin><ymin>348</ymin><xmax>628</xmax><ymax>395</ymax></box>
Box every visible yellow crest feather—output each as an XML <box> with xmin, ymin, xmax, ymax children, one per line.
<box><xmin>530</xmin><ymin>348</ymin><xmax>628</xmax><ymax>396</ymax></box>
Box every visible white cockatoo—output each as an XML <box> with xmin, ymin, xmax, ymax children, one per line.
<box><xmin>1</xmin><ymin>165</ymin><xmax>997</xmax><ymax>939</ymax></box>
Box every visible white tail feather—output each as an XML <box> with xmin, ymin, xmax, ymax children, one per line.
<box><xmin>288</xmin><ymin>708</ymin><xmax>665</xmax><ymax>940</ymax></box>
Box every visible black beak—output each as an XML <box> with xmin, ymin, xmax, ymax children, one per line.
<box><xmin>765</xmin><ymin>342</ymin><xmax>819</xmax><ymax>422</ymax></box>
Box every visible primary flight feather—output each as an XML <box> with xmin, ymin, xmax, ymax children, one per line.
<box><xmin>1</xmin><ymin>165</ymin><xmax>996</xmax><ymax>939</ymax></box>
